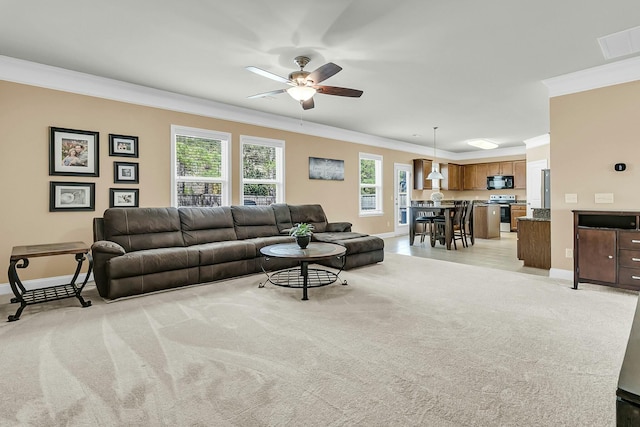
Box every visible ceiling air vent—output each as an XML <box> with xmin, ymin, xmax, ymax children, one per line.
<box><xmin>598</xmin><ymin>25</ymin><xmax>640</xmax><ymax>60</ymax></box>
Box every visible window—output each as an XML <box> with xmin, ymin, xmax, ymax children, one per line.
<box><xmin>359</xmin><ymin>153</ymin><xmax>383</xmax><ymax>215</ymax></box>
<box><xmin>240</xmin><ymin>136</ymin><xmax>284</xmax><ymax>206</ymax></box>
<box><xmin>171</xmin><ymin>125</ymin><xmax>230</xmax><ymax>207</ymax></box>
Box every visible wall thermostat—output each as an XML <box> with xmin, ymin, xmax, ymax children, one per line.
<box><xmin>615</xmin><ymin>163</ymin><xmax>626</xmax><ymax>172</ymax></box>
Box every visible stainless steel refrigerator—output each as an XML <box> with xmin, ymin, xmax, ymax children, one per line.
<box><xmin>541</xmin><ymin>169</ymin><xmax>551</xmax><ymax>208</ymax></box>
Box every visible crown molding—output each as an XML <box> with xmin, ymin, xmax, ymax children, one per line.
<box><xmin>0</xmin><ymin>55</ymin><xmax>525</xmax><ymax>161</ymax></box>
<box><xmin>524</xmin><ymin>133</ymin><xmax>550</xmax><ymax>148</ymax></box>
<box><xmin>543</xmin><ymin>55</ymin><xmax>640</xmax><ymax>97</ymax></box>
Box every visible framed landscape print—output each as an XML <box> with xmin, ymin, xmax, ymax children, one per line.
<box><xmin>49</xmin><ymin>127</ymin><xmax>99</xmax><ymax>177</ymax></box>
<box><xmin>49</xmin><ymin>181</ymin><xmax>95</xmax><ymax>212</ymax></box>
<box><xmin>109</xmin><ymin>134</ymin><xmax>139</xmax><ymax>158</ymax></box>
<box><xmin>113</xmin><ymin>161</ymin><xmax>139</xmax><ymax>183</ymax></box>
<box><xmin>109</xmin><ymin>188</ymin><xmax>139</xmax><ymax>208</ymax></box>
<box><xmin>309</xmin><ymin>157</ymin><xmax>345</xmax><ymax>181</ymax></box>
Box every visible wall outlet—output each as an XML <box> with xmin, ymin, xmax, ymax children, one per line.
<box><xmin>566</xmin><ymin>248</ymin><xmax>573</xmax><ymax>258</ymax></box>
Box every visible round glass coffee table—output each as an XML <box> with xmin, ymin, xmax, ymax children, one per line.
<box><xmin>259</xmin><ymin>242</ymin><xmax>347</xmax><ymax>300</ymax></box>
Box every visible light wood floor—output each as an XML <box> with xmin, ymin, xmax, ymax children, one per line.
<box><xmin>384</xmin><ymin>231</ymin><xmax>549</xmax><ymax>277</ymax></box>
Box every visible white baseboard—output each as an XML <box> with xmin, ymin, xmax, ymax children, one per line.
<box><xmin>549</xmin><ymin>268</ymin><xmax>573</xmax><ymax>281</ymax></box>
<box><xmin>0</xmin><ymin>273</ymin><xmax>94</xmax><ymax>296</ymax></box>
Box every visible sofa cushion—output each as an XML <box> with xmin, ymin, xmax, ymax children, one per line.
<box><xmin>195</xmin><ymin>240</ymin><xmax>256</xmax><ymax>265</ymax></box>
<box><xmin>288</xmin><ymin>204</ymin><xmax>328</xmax><ymax>233</ymax></box>
<box><xmin>314</xmin><ymin>233</ymin><xmax>385</xmax><ymax>254</ymax></box>
<box><xmin>178</xmin><ymin>207</ymin><xmax>237</xmax><ymax>245</ymax></box>
<box><xmin>231</xmin><ymin>206</ymin><xmax>280</xmax><ymax>239</ymax></box>
<box><xmin>245</xmin><ymin>235</ymin><xmax>295</xmax><ymax>255</ymax></box>
<box><xmin>271</xmin><ymin>203</ymin><xmax>294</xmax><ymax>233</ymax></box>
<box><xmin>108</xmin><ymin>246</ymin><xmax>200</xmax><ymax>280</ymax></box>
<box><xmin>104</xmin><ymin>208</ymin><xmax>185</xmax><ymax>252</ymax></box>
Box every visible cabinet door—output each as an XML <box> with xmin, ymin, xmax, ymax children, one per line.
<box><xmin>413</xmin><ymin>159</ymin><xmax>433</xmax><ymax>190</ymax></box>
<box><xmin>486</xmin><ymin>162</ymin><xmax>500</xmax><ymax>176</ymax></box>
<box><xmin>514</xmin><ymin>160</ymin><xmax>526</xmax><ymax>189</ymax></box>
<box><xmin>475</xmin><ymin>163</ymin><xmax>488</xmax><ymax>189</ymax></box>
<box><xmin>464</xmin><ymin>164</ymin><xmax>476</xmax><ymax>190</ymax></box>
<box><xmin>510</xmin><ymin>207</ymin><xmax>526</xmax><ymax>231</ymax></box>
<box><xmin>500</xmin><ymin>161</ymin><xmax>514</xmax><ymax>175</ymax></box>
<box><xmin>445</xmin><ymin>164</ymin><xmax>463</xmax><ymax>190</ymax></box>
<box><xmin>577</xmin><ymin>228</ymin><xmax>617</xmax><ymax>283</ymax></box>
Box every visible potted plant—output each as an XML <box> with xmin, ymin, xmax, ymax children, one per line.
<box><xmin>430</xmin><ymin>191</ymin><xmax>444</xmax><ymax>207</ymax></box>
<box><xmin>290</xmin><ymin>222</ymin><xmax>314</xmax><ymax>249</ymax></box>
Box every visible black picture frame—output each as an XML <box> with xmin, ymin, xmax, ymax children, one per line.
<box><xmin>309</xmin><ymin>157</ymin><xmax>345</xmax><ymax>181</ymax></box>
<box><xmin>109</xmin><ymin>188</ymin><xmax>139</xmax><ymax>208</ymax></box>
<box><xmin>49</xmin><ymin>181</ymin><xmax>95</xmax><ymax>212</ymax></box>
<box><xmin>109</xmin><ymin>134</ymin><xmax>139</xmax><ymax>158</ymax></box>
<box><xmin>114</xmin><ymin>161</ymin><xmax>139</xmax><ymax>183</ymax></box>
<box><xmin>49</xmin><ymin>127</ymin><xmax>100</xmax><ymax>177</ymax></box>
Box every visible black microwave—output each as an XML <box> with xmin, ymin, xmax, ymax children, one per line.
<box><xmin>487</xmin><ymin>175</ymin><xmax>514</xmax><ymax>190</ymax></box>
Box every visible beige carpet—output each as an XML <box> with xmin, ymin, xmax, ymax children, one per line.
<box><xmin>0</xmin><ymin>253</ymin><xmax>636</xmax><ymax>426</ymax></box>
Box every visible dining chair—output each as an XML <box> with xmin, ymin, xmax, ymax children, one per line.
<box><xmin>432</xmin><ymin>201</ymin><xmax>465</xmax><ymax>249</ymax></box>
<box><xmin>413</xmin><ymin>201</ymin><xmax>436</xmax><ymax>244</ymax></box>
<box><xmin>462</xmin><ymin>200</ymin><xmax>475</xmax><ymax>247</ymax></box>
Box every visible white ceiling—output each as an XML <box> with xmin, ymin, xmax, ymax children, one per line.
<box><xmin>1</xmin><ymin>0</ymin><xmax>639</xmax><ymax>153</ymax></box>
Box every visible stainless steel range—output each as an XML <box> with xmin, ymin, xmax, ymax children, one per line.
<box><xmin>488</xmin><ymin>195</ymin><xmax>517</xmax><ymax>232</ymax></box>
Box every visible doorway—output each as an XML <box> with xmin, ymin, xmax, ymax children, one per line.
<box><xmin>394</xmin><ymin>163</ymin><xmax>412</xmax><ymax>235</ymax></box>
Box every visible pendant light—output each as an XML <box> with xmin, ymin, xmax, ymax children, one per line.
<box><xmin>427</xmin><ymin>126</ymin><xmax>444</xmax><ymax>180</ymax></box>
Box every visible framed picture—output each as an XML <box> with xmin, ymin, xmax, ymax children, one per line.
<box><xmin>49</xmin><ymin>127</ymin><xmax>99</xmax><ymax>177</ymax></box>
<box><xmin>109</xmin><ymin>134</ymin><xmax>139</xmax><ymax>158</ymax></box>
<box><xmin>109</xmin><ymin>188</ymin><xmax>139</xmax><ymax>208</ymax></box>
<box><xmin>309</xmin><ymin>157</ymin><xmax>345</xmax><ymax>181</ymax></box>
<box><xmin>114</xmin><ymin>161</ymin><xmax>139</xmax><ymax>183</ymax></box>
<box><xmin>49</xmin><ymin>181</ymin><xmax>95</xmax><ymax>212</ymax></box>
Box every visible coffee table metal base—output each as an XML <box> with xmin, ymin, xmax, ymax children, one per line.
<box><xmin>260</xmin><ymin>263</ymin><xmax>347</xmax><ymax>300</ymax></box>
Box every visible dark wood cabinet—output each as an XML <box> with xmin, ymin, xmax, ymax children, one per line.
<box><xmin>510</xmin><ymin>205</ymin><xmax>527</xmax><ymax>232</ymax></box>
<box><xmin>514</xmin><ymin>160</ymin><xmax>526</xmax><ymax>189</ymax></box>
<box><xmin>517</xmin><ymin>219</ymin><xmax>550</xmax><ymax>269</ymax></box>
<box><xmin>463</xmin><ymin>164</ymin><xmax>476</xmax><ymax>190</ymax></box>
<box><xmin>413</xmin><ymin>159</ymin><xmax>433</xmax><ymax>190</ymax></box>
<box><xmin>441</xmin><ymin>163</ymin><xmax>464</xmax><ymax>190</ymax></box>
<box><xmin>573</xmin><ymin>210</ymin><xmax>640</xmax><ymax>290</ymax></box>
<box><xmin>473</xmin><ymin>205</ymin><xmax>500</xmax><ymax>239</ymax></box>
<box><xmin>487</xmin><ymin>161</ymin><xmax>514</xmax><ymax>176</ymax></box>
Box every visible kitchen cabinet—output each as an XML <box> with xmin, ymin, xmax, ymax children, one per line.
<box><xmin>441</xmin><ymin>163</ymin><xmax>464</xmax><ymax>190</ymax></box>
<box><xmin>573</xmin><ymin>210</ymin><xmax>640</xmax><ymax>291</ymax></box>
<box><xmin>473</xmin><ymin>204</ymin><xmax>500</xmax><ymax>239</ymax></box>
<box><xmin>510</xmin><ymin>204</ymin><xmax>527</xmax><ymax>231</ymax></box>
<box><xmin>474</xmin><ymin>163</ymin><xmax>488</xmax><ymax>190</ymax></box>
<box><xmin>487</xmin><ymin>161</ymin><xmax>514</xmax><ymax>176</ymax></box>
<box><xmin>517</xmin><ymin>218</ymin><xmax>550</xmax><ymax>269</ymax></box>
<box><xmin>463</xmin><ymin>164</ymin><xmax>476</xmax><ymax>190</ymax></box>
<box><xmin>413</xmin><ymin>159</ymin><xmax>433</xmax><ymax>190</ymax></box>
<box><xmin>514</xmin><ymin>160</ymin><xmax>526</xmax><ymax>189</ymax></box>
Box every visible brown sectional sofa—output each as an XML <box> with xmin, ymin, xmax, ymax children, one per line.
<box><xmin>91</xmin><ymin>204</ymin><xmax>384</xmax><ymax>299</ymax></box>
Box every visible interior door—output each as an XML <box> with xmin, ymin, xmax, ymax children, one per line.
<box><xmin>394</xmin><ymin>163</ymin><xmax>412</xmax><ymax>235</ymax></box>
<box><xmin>526</xmin><ymin>159</ymin><xmax>548</xmax><ymax>216</ymax></box>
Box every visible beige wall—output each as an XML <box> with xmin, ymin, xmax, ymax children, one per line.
<box><xmin>550</xmin><ymin>80</ymin><xmax>640</xmax><ymax>272</ymax></box>
<box><xmin>1</xmin><ymin>81</ymin><xmax>421</xmax><ymax>280</ymax></box>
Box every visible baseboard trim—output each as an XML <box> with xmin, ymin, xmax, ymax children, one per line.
<box><xmin>0</xmin><ymin>273</ymin><xmax>94</xmax><ymax>296</ymax></box>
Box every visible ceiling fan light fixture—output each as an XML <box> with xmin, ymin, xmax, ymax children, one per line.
<box><xmin>286</xmin><ymin>85</ymin><xmax>316</xmax><ymax>102</ymax></box>
<box><xmin>467</xmin><ymin>139</ymin><xmax>499</xmax><ymax>150</ymax></box>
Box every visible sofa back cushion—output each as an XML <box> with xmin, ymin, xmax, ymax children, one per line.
<box><xmin>271</xmin><ymin>203</ymin><xmax>293</xmax><ymax>233</ymax></box>
<box><xmin>231</xmin><ymin>205</ymin><xmax>280</xmax><ymax>239</ymax></box>
<box><xmin>289</xmin><ymin>204</ymin><xmax>328</xmax><ymax>233</ymax></box>
<box><xmin>178</xmin><ymin>207</ymin><xmax>237</xmax><ymax>245</ymax></box>
<box><xmin>103</xmin><ymin>208</ymin><xmax>185</xmax><ymax>252</ymax></box>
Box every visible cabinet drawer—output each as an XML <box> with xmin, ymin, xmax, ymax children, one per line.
<box><xmin>619</xmin><ymin>232</ymin><xmax>640</xmax><ymax>250</ymax></box>
<box><xmin>619</xmin><ymin>250</ymin><xmax>640</xmax><ymax>268</ymax></box>
<box><xmin>619</xmin><ymin>267</ymin><xmax>640</xmax><ymax>287</ymax></box>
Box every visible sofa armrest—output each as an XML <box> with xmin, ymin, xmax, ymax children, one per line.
<box><xmin>326</xmin><ymin>222</ymin><xmax>352</xmax><ymax>232</ymax></box>
<box><xmin>91</xmin><ymin>240</ymin><xmax>126</xmax><ymax>298</ymax></box>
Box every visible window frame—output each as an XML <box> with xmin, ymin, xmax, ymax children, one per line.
<box><xmin>359</xmin><ymin>152</ymin><xmax>383</xmax><ymax>216</ymax></box>
<box><xmin>171</xmin><ymin>124</ymin><xmax>231</xmax><ymax>207</ymax></box>
<box><xmin>239</xmin><ymin>135</ymin><xmax>285</xmax><ymax>205</ymax></box>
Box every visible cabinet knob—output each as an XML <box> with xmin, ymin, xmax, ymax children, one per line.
<box><xmin>608</xmin><ymin>255</ymin><xmax>613</xmax><ymax>259</ymax></box>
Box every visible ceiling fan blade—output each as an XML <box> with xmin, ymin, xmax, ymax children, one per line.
<box><xmin>314</xmin><ymin>85</ymin><xmax>363</xmax><ymax>98</ymax></box>
<box><xmin>245</xmin><ymin>66</ymin><xmax>292</xmax><ymax>84</ymax></box>
<box><xmin>302</xmin><ymin>97</ymin><xmax>315</xmax><ymax>110</ymax></box>
<box><xmin>247</xmin><ymin>88</ymin><xmax>287</xmax><ymax>99</ymax></box>
<box><xmin>307</xmin><ymin>62</ymin><xmax>342</xmax><ymax>84</ymax></box>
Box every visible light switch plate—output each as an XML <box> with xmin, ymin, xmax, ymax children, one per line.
<box><xmin>565</xmin><ymin>193</ymin><xmax>578</xmax><ymax>203</ymax></box>
<box><xmin>594</xmin><ymin>193</ymin><xmax>614</xmax><ymax>203</ymax></box>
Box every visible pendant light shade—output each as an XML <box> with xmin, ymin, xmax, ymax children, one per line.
<box><xmin>427</xmin><ymin>126</ymin><xmax>444</xmax><ymax>180</ymax></box>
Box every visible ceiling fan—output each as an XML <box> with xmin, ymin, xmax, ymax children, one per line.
<box><xmin>246</xmin><ymin>56</ymin><xmax>363</xmax><ymax>110</ymax></box>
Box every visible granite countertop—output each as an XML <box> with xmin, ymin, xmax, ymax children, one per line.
<box><xmin>517</xmin><ymin>217</ymin><xmax>550</xmax><ymax>222</ymax></box>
